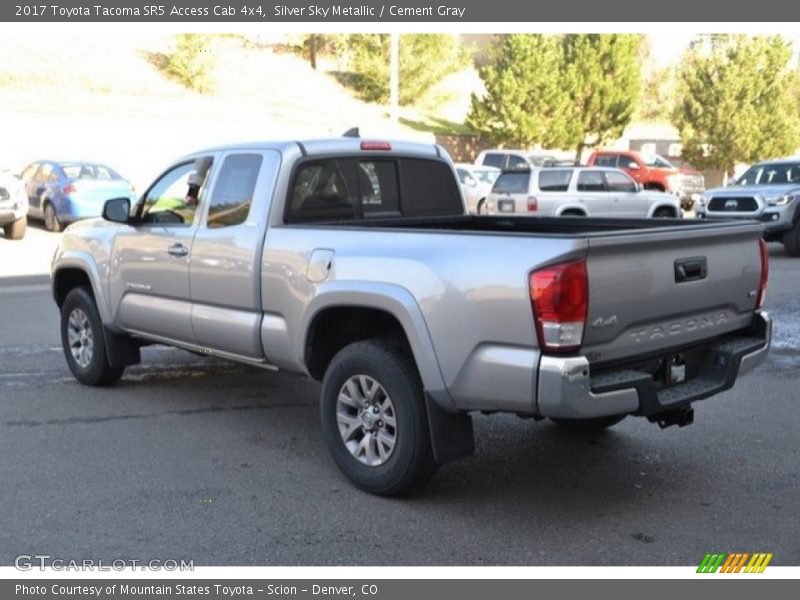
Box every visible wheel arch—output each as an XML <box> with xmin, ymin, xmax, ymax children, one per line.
<box><xmin>52</xmin><ymin>255</ymin><xmax>113</xmax><ymax>324</ymax></box>
<box><xmin>301</xmin><ymin>282</ymin><xmax>452</xmax><ymax>410</ymax></box>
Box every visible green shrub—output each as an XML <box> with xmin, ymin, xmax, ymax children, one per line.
<box><xmin>165</xmin><ymin>34</ymin><xmax>216</xmax><ymax>93</ymax></box>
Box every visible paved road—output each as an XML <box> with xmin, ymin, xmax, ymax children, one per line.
<box><xmin>0</xmin><ymin>244</ymin><xmax>798</xmax><ymax>566</ymax></box>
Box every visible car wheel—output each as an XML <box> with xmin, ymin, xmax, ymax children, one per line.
<box><xmin>60</xmin><ymin>286</ymin><xmax>124</xmax><ymax>386</ymax></box>
<box><xmin>320</xmin><ymin>338</ymin><xmax>438</xmax><ymax>495</ymax></box>
<box><xmin>653</xmin><ymin>207</ymin><xmax>675</xmax><ymax>218</ymax></box>
<box><xmin>550</xmin><ymin>414</ymin><xmax>627</xmax><ymax>432</ymax></box>
<box><xmin>3</xmin><ymin>216</ymin><xmax>26</xmax><ymax>240</ymax></box>
<box><xmin>783</xmin><ymin>221</ymin><xmax>800</xmax><ymax>257</ymax></box>
<box><xmin>44</xmin><ymin>202</ymin><xmax>62</xmax><ymax>233</ymax></box>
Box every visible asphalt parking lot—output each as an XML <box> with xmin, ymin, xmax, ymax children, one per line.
<box><xmin>0</xmin><ymin>229</ymin><xmax>798</xmax><ymax>566</ymax></box>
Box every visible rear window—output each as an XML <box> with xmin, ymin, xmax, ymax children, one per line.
<box><xmin>285</xmin><ymin>157</ymin><xmax>460</xmax><ymax>223</ymax></box>
<box><xmin>492</xmin><ymin>172</ymin><xmax>530</xmax><ymax>194</ymax></box>
<box><xmin>62</xmin><ymin>164</ymin><xmax>121</xmax><ymax>180</ymax></box>
<box><xmin>207</xmin><ymin>154</ymin><xmax>262</xmax><ymax>228</ymax></box>
<box><xmin>538</xmin><ymin>169</ymin><xmax>573</xmax><ymax>192</ymax></box>
<box><xmin>593</xmin><ymin>155</ymin><xmax>618</xmax><ymax>168</ymax></box>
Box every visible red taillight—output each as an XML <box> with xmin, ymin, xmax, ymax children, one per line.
<box><xmin>756</xmin><ymin>239</ymin><xmax>768</xmax><ymax>309</ymax></box>
<box><xmin>62</xmin><ymin>183</ymin><xmax>76</xmax><ymax>195</ymax></box>
<box><xmin>360</xmin><ymin>141</ymin><xmax>392</xmax><ymax>151</ymax></box>
<box><xmin>530</xmin><ymin>259</ymin><xmax>588</xmax><ymax>353</ymax></box>
<box><xmin>527</xmin><ymin>196</ymin><xmax>538</xmax><ymax>212</ymax></box>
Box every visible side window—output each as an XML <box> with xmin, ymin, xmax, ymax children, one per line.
<box><xmin>207</xmin><ymin>154</ymin><xmax>262</xmax><ymax>228</ymax></box>
<box><xmin>140</xmin><ymin>160</ymin><xmax>211</xmax><ymax>226</ymax></box>
<box><xmin>482</xmin><ymin>153</ymin><xmax>505</xmax><ymax>168</ymax></box>
<box><xmin>594</xmin><ymin>155</ymin><xmax>618</xmax><ymax>168</ymax></box>
<box><xmin>619</xmin><ymin>156</ymin><xmax>639</xmax><ymax>169</ymax></box>
<box><xmin>507</xmin><ymin>154</ymin><xmax>528</xmax><ymax>170</ymax></box>
<box><xmin>538</xmin><ymin>169</ymin><xmax>573</xmax><ymax>192</ymax></box>
<box><xmin>21</xmin><ymin>163</ymin><xmax>39</xmax><ymax>180</ymax></box>
<box><xmin>577</xmin><ymin>171</ymin><xmax>607</xmax><ymax>192</ymax></box>
<box><xmin>604</xmin><ymin>170</ymin><xmax>637</xmax><ymax>193</ymax></box>
<box><xmin>39</xmin><ymin>163</ymin><xmax>53</xmax><ymax>182</ymax></box>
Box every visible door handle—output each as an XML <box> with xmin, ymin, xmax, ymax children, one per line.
<box><xmin>167</xmin><ymin>243</ymin><xmax>189</xmax><ymax>257</ymax></box>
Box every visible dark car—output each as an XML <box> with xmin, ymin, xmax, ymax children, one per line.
<box><xmin>21</xmin><ymin>160</ymin><xmax>134</xmax><ymax>232</ymax></box>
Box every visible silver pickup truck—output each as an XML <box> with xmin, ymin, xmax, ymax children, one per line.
<box><xmin>696</xmin><ymin>158</ymin><xmax>800</xmax><ymax>257</ymax></box>
<box><xmin>51</xmin><ymin>138</ymin><xmax>771</xmax><ymax>495</ymax></box>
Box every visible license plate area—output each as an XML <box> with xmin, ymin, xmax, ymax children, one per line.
<box><xmin>498</xmin><ymin>199</ymin><xmax>515</xmax><ymax>213</ymax></box>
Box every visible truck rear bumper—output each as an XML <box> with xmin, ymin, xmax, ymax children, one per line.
<box><xmin>536</xmin><ymin>311</ymin><xmax>771</xmax><ymax>420</ymax></box>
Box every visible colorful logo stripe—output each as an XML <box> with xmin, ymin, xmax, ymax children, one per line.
<box><xmin>697</xmin><ymin>552</ymin><xmax>773</xmax><ymax>573</ymax></box>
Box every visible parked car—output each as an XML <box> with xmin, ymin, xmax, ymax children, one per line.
<box><xmin>455</xmin><ymin>163</ymin><xmax>500</xmax><ymax>214</ymax></box>
<box><xmin>587</xmin><ymin>150</ymin><xmax>705</xmax><ymax>210</ymax></box>
<box><xmin>51</xmin><ymin>138</ymin><xmax>769</xmax><ymax>495</ymax></box>
<box><xmin>475</xmin><ymin>149</ymin><xmax>560</xmax><ymax>171</ymax></box>
<box><xmin>21</xmin><ymin>160</ymin><xmax>134</xmax><ymax>232</ymax></box>
<box><xmin>696</xmin><ymin>158</ymin><xmax>800</xmax><ymax>256</ymax></box>
<box><xmin>0</xmin><ymin>169</ymin><xmax>28</xmax><ymax>240</ymax></box>
<box><xmin>486</xmin><ymin>167</ymin><xmax>682</xmax><ymax>218</ymax></box>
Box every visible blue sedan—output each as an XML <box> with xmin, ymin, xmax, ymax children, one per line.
<box><xmin>21</xmin><ymin>160</ymin><xmax>135</xmax><ymax>232</ymax></box>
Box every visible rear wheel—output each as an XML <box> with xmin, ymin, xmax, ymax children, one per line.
<box><xmin>653</xmin><ymin>207</ymin><xmax>675</xmax><ymax>218</ymax></box>
<box><xmin>320</xmin><ymin>338</ymin><xmax>438</xmax><ymax>495</ymax></box>
<box><xmin>550</xmin><ymin>414</ymin><xmax>627</xmax><ymax>432</ymax></box>
<box><xmin>44</xmin><ymin>202</ymin><xmax>62</xmax><ymax>232</ymax></box>
<box><xmin>783</xmin><ymin>221</ymin><xmax>800</xmax><ymax>257</ymax></box>
<box><xmin>3</xmin><ymin>216</ymin><xmax>26</xmax><ymax>240</ymax></box>
<box><xmin>60</xmin><ymin>286</ymin><xmax>124</xmax><ymax>386</ymax></box>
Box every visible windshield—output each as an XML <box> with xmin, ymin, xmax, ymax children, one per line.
<box><xmin>642</xmin><ymin>155</ymin><xmax>675</xmax><ymax>169</ymax></box>
<box><xmin>492</xmin><ymin>172</ymin><xmax>530</xmax><ymax>194</ymax></box>
<box><xmin>736</xmin><ymin>163</ymin><xmax>800</xmax><ymax>186</ymax></box>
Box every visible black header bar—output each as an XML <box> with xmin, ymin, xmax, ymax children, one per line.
<box><xmin>2</xmin><ymin>0</ymin><xmax>797</xmax><ymax>22</ymax></box>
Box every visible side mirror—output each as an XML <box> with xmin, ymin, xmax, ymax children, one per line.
<box><xmin>102</xmin><ymin>197</ymin><xmax>131</xmax><ymax>223</ymax></box>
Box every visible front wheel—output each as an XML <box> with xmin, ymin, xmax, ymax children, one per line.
<box><xmin>44</xmin><ymin>202</ymin><xmax>62</xmax><ymax>232</ymax></box>
<box><xmin>3</xmin><ymin>216</ymin><xmax>26</xmax><ymax>240</ymax></box>
<box><xmin>320</xmin><ymin>338</ymin><xmax>438</xmax><ymax>495</ymax></box>
<box><xmin>783</xmin><ymin>221</ymin><xmax>800</xmax><ymax>257</ymax></box>
<box><xmin>550</xmin><ymin>414</ymin><xmax>627</xmax><ymax>432</ymax></box>
<box><xmin>60</xmin><ymin>286</ymin><xmax>124</xmax><ymax>386</ymax></box>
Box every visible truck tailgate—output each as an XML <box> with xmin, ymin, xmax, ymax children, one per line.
<box><xmin>582</xmin><ymin>222</ymin><xmax>764</xmax><ymax>365</ymax></box>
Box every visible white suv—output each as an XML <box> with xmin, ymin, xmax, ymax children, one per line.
<box><xmin>486</xmin><ymin>167</ymin><xmax>681</xmax><ymax>218</ymax></box>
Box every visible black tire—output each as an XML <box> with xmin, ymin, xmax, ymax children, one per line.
<box><xmin>3</xmin><ymin>216</ymin><xmax>26</xmax><ymax>240</ymax></box>
<box><xmin>561</xmin><ymin>210</ymin><xmax>586</xmax><ymax>217</ymax></box>
<box><xmin>60</xmin><ymin>286</ymin><xmax>124</xmax><ymax>386</ymax></box>
<box><xmin>653</xmin><ymin>207</ymin><xmax>675</xmax><ymax>218</ymax></box>
<box><xmin>320</xmin><ymin>338</ymin><xmax>438</xmax><ymax>495</ymax></box>
<box><xmin>44</xmin><ymin>202</ymin><xmax>62</xmax><ymax>232</ymax></box>
<box><xmin>550</xmin><ymin>414</ymin><xmax>627</xmax><ymax>432</ymax></box>
<box><xmin>476</xmin><ymin>198</ymin><xmax>486</xmax><ymax>214</ymax></box>
<box><xmin>783</xmin><ymin>221</ymin><xmax>800</xmax><ymax>257</ymax></box>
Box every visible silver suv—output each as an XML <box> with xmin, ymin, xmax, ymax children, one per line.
<box><xmin>697</xmin><ymin>159</ymin><xmax>800</xmax><ymax>256</ymax></box>
<box><xmin>487</xmin><ymin>167</ymin><xmax>681</xmax><ymax>218</ymax></box>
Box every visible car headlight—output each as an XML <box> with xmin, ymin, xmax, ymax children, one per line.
<box><xmin>765</xmin><ymin>194</ymin><xmax>793</xmax><ymax>206</ymax></box>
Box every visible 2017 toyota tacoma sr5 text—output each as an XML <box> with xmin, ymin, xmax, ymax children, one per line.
<box><xmin>51</xmin><ymin>138</ymin><xmax>771</xmax><ymax>495</ymax></box>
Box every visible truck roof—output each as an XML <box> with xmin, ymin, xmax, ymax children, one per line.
<box><xmin>185</xmin><ymin>138</ymin><xmax>444</xmax><ymax>160</ymax></box>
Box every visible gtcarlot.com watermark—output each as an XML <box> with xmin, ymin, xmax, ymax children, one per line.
<box><xmin>15</xmin><ymin>554</ymin><xmax>194</xmax><ymax>571</ymax></box>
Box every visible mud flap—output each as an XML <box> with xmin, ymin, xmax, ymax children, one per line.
<box><xmin>425</xmin><ymin>393</ymin><xmax>474</xmax><ymax>464</ymax></box>
<box><xmin>102</xmin><ymin>326</ymin><xmax>141</xmax><ymax>369</ymax></box>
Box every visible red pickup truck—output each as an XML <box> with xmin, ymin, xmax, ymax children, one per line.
<box><xmin>587</xmin><ymin>150</ymin><xmax>705</xmax><ymax>210</ymax></box>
